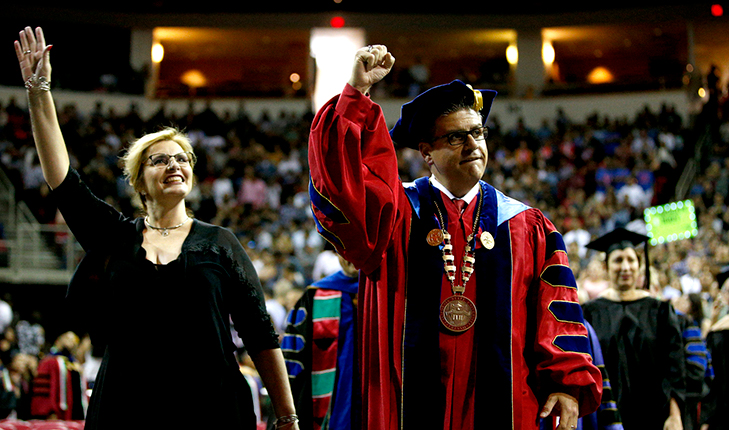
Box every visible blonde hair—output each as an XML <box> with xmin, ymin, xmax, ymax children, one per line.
<box><xmin>120</xmin><ymin>127</ymin><xmax>195</xmax><ymax>209</ymax></box>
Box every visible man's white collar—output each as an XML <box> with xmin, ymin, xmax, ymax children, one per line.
<box><xmin>429</xmin><ymin>176</ymin><xmax>480</xmax><ymax>204</ymax></box>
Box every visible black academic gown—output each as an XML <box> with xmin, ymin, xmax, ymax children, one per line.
<box><xmin>582</xmin><ymin>297</ymin><xmax>686</xmax><ymax>430</ymax></box>
<box><xmin>701</xmin><ymin>328</ymin><xmax>729</xmax><ymax>429</ymax></box>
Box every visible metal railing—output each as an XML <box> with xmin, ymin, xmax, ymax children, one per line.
<box><xmin>0</xmin><ymin>167</ymin><xmax>81</xmax><ymax>285</ymax></box>
<box><xmin>675</xmin><ymin>124</ymin><xmax>706</xmax><ymax>201</ymax></box>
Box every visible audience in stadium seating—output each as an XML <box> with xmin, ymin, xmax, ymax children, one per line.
<box><xmin>0</xmin><ymin>78</ymin><xmax>727</xmax><ymax>426</ymax></box>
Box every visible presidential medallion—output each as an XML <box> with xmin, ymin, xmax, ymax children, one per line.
<box><xmin>426</xmin><ymin>228</ymin><xmax>445</xmax><ymax>246</ymax></box>
<box><xmin>480</xmin><ymin>231</ymin><xmax>494</xmax><ymax>249</ymax></box>
<box><xmin>440</xmin><ymin>295</ymin><xmax>477</xmax><ymax>332</ymax></box>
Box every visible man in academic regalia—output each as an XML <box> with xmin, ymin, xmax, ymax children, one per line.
<box><xmin>283</xmin><ymin>255</ymin><xmax>359</xmax><ymax>430</ymax></box>
<box><xmin>307</xmin><ymin>44</ymin><xmax>602</xmax><ymax>430</ymax></box>
<box><xmin>30</xmin><ymin>331</ymin><xmax>87</xmax><ymax>420</ymax></box>
<box><xmin>582</xmin><ymin>228</ymin><xmax>685</xmax><ymax>430</ymax></box>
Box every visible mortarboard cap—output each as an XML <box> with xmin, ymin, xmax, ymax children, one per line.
<box><xmin>586</xmin><ymin>227</ymin><xmax>651</xmax><ymax>290</ymax></box>
<box><xmin>585</xmin><ymin>227</ymin><xmax>650</xmax><ymax>255</ymax></box>
<box><xmin>389</xmin><ymin>80</ymin><xmax>497</xmax><ymax>150</ymax></box>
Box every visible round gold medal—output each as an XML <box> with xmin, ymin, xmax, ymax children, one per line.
<box><xmin>440</xmin><ymin>295</ymin><xmax>477</xmax><ymax>332</ymax></box>
<box><xmin>480</xmin><ymin>231</ymin><xmax>494</xmax><ymax>249</ymax></box>
<box><xmin>426</xmin><ymin>229</ymin><xmax>444</xmax><ymax>246</ymax></box>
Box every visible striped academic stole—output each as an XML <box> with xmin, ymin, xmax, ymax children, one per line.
<box><xmin>311</xmin><ymin>289</ymin><xmax>343</xmax><ymax>430</ymax></box>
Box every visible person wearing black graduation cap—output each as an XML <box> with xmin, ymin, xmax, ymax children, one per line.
<box><xmin>700</xmin><ymin>267</ymin><xmax>729</xmax><ymax>430</ymax></box>
<box><xmin>581</xmin><ymin>228</ymin><xmax>686</xmax><ymax>430</ymax></box>
<box><xmin>308</xmin><ymin>45</ymin><xmax>602</xmax><ymax>430</ymax></box>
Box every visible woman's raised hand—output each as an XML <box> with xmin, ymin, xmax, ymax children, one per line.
<box><xmin>13</xmin><ymin>26</ymin><xmax>69</xmax><ymax>190</ymax></box>
<box><xmin>14</xmin><ymin>26</ymin><xmax>52</xmax><ymax>90</ymax></box>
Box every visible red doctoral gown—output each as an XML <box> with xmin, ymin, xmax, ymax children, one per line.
<box><xmin>308</xmin><ymin>84</ymin><xmax>601</xmax><ymax>430</ymax></box>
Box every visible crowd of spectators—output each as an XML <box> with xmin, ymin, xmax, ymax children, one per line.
<box><xmin>0</xmin><ymin>69</ymin><xmax>728</xmax><ymax>422</ymax></box>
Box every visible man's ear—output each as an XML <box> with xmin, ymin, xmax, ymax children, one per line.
<box><xmin>419</xmin><ymin>142</ymin><xmax>433</xmax><ymax>166</ymax></box>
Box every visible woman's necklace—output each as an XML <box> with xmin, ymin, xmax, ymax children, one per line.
<box><xmin>144</xmin><ymin>216</ymin><xmax>191</xmax><ymax>237</ymax></box>
<box><xmin>433</xmin><ymin>191</ymin><xmax>483</xmax><ymax>333</ymax></box>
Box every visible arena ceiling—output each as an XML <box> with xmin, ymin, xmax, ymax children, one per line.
<box><xmin>4</xmin><ymin>1</ymin><xmax>715</xmax><ymax>16</ymax></box>
<box><xmin>2</xmin><ymin>1</ymin><xmax>725</xmax><ymax>96</ymax></box>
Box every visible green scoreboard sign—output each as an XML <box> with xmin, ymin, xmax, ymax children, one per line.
<box><xmin>643</xmin><ymin>200</ymin><xmax>698</xmax><ymax>246</ymax></box>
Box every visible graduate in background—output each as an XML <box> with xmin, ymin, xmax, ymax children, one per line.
<box><xmin>30</xmin><ymin>331</ymin><xmax>86</xmax><ymax>420</ymax></box>
<box><xmin>582</xmin><ymin>228</ymin><xmax>686</xmax><ymax>430</ymax></box>
<box><xmin>283</xmin><ymin>254</ymin><xmax>359</xmax><ymax>430</ymax></box>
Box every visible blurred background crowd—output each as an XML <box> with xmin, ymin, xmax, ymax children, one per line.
<box><xmin>0</xmin><ymin>57</ymin><xmax>727</xmax><ymax>424</ymax></box>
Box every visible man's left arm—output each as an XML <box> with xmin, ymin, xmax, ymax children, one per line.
<box><xmin>531</xmin><ymin>211</ymin><xmax>602</xmax><ymax>427</ymax></box>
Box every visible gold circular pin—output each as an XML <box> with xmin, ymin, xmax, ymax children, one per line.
<box><xmin>426</xmin><ymin>229</ymin><xmax>444</xmax><ymax>246</ymax></box>
<box><xmin>480</xmin><ymin>231</ymin><xmax>494</xmax><ymax>249</ymax></box>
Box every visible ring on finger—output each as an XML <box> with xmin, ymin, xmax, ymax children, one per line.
<box><xmin>367</xmin><ymin>45</ymin><xmax>373</xmax><ymax>52</ymax></box>
<box><xmin>24</xmin><ymin>50</ymin><xmax>31</xmax><ymax>54</ymax></box>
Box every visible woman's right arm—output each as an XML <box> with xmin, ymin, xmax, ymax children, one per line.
<box><xmin>16</xmin><ymin>27</ymin><xmax>131</xmax><ymax>252</ymax></box>
<box><xmin>14</xmin><ymin>26</ymin><xmax>69</xmax><ymax>189</ymax></box>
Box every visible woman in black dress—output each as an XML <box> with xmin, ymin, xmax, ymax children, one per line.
<box><xmin>14</xmin><ymin>26</ymin><xmax>299</xmax><ymax>430</ymax></box>
<box><xmin>581</xmin><ymin>228</ymin><xmax>685</xmax><ymax>430</ymax></box>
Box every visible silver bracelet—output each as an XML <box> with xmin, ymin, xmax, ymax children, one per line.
<box><xmin>24</xmin><ymin>75</ymin><xmax>51</xmax><ymax>93</ymax></box>
<box><xmin>274</xmin><ymin>414</ymin><xmax>299</xmax><ymax>428</ymax></box>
